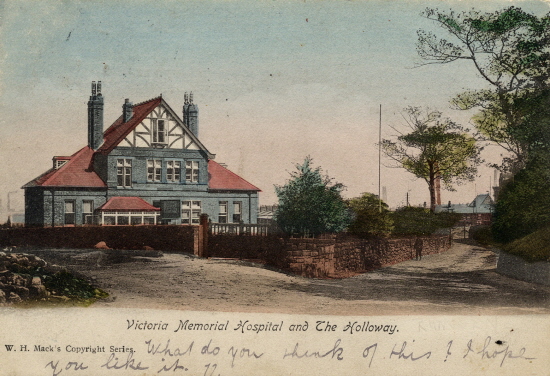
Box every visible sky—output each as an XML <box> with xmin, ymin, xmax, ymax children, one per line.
<box><xmin>1</xmin><ymin>0</ymin><xmax>549</xmax><ymax>218</ymax></box>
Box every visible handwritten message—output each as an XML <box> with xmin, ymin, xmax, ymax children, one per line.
<box><xmin>0</xmin><ymin>312</ymin><xmax>546</xmax><ymax>376</ymax></box>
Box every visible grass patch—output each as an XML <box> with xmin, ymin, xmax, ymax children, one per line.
<box><xmin>502</xmin><ymin>226</ymin><xmax>550</xmax><ymax>262</ymax></box>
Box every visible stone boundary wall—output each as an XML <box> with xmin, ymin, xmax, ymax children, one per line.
<box><xmin>208</xmin><ymin>233</ymin><xmax>451</xmax><ymax>278</ymax></box>
<box><xmin>0</xmin><ymin>226</ymin><xmax>198</xmax><ymax>254</ymax></box>
<box><xmin>286</xmin><ymin>235</ymin><xmax>452</xmax><ymax>278</ymax></box>
<box><xmin>496</xmin><ymin>250</ymin><xmax>550</xmax><ymax>286</ymax></box>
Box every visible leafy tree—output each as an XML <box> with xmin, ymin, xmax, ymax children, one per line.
<box><xmin>382</xmin><ymin>107</ymin><xmax>482</xmax><ymax>212</ymax></box>
<box><xmin>417</xmin><ymin>6</ymin><xmax>550</xmax><ymax>171</ymax></box>
<box><xmin>347</xmin><ymin>193</ymin><xmax>393</xmax><ymax>238</ymax></box>
<box><xmin>274</xmin><ymin>157</ymin><xmax>351</xmax><ymax>237</ymax></box>
<box><xmin>492</xmin><ymin>155</ymin><xmax>550</xmax><ymax>243</ymax></box>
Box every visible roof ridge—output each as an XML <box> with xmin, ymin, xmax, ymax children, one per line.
<box><xmin>132</xmin><ymin>95</ymin><xmax>163</xmax><ymax>108</ymax></box>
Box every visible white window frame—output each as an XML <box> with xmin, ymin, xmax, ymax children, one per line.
<box><xmin>219</xmin><ymin>201</ymin><xmax>228</xmax><ymax>223</ymax></box>
<box><xmin>55</xmin><ymin>160</ymin><xmax>68</xmax><ymax>169</ymax></box>
<box><xmin>117</xmin><ymin>159</ymin><xmax>132</xmax><ymax>187</ymax></box>
<box><xmin>166</xmin><ymin>161</ymin><xmax>181</xmax><ymax>182</ymax></box>
<box><xmin>233</xmin><ymin>201</ymin><xmax>242</xmax><ymax>223</ymax></box>
<box><xmin>64</xmin><ymin>200</ymin><xmax>76</xmax><ymax>225</ymax></box>
<box><xmin>152</xmin><ymin>119</ymin><xmax>167</xmax><ymax>145</ymax></box>
<box><xmin>147</xmin><ymin>159</ymin><xmax>162</xmax><ymax>182</ymax></box>
<box><xmin>185</xmin><ymin>161</ymin><xmax>199</xmax><ymax>183</ymax></box>
<box><xmin>82</xmin><ymin>200</ymin><xmax>94</xmax><ymax>224</ymax></box>
<box><xmin>181</xmin><ymin>200</ymin><xmax>201</xmax><ymax>224</ymax></box>
<box><xmin>101</xmin><ymin>211</ymin><xmax>159</xmax><ymax>226</ymax></box>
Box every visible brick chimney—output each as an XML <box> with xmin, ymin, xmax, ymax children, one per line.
<box><xmin>123</xmin><ymin>98</ymin><xmax>133</xmax><ymax>123</ymax></box>
<box><xmin>183</xmin><ymin>92</ymin><xmax>199</xmax><ymax>137</ymax></box>
<box><xmin>87</xmin><ymin>81</ymin><xmax>104</xmax><ymax>150</ymax></box>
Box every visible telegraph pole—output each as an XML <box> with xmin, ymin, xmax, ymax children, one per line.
<box><xmin>378</xmin><ymin>104</ymin><xmax>382</xmax><ymax>213</ymax></box>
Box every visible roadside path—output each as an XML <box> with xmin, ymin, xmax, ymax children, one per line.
<box><xmin>72</xmin><ymin>239</ymin><xmax>550</xmax><ymax>315</ymax></box>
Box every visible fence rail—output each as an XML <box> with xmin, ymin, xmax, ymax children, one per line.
<box><xmin>210</xmin><ymin>223</ymin><xmax>274</xmax><ymax>236</ymax></box>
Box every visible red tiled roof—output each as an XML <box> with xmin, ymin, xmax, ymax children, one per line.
<box><xmin>97</xmin><ymin>197</ymin><xmax>160</xmax><ymax>211</ymax></box>
<box><xmin>208</xmin><ymin>160</ymin><xmax>261</xmax><ymax>191</ymax></box>
<box><xmin>97</xmin><ymin>96</ymin><xmax>163</xmax><ymax>155</ymax></box>
<box><xmin>23</xmin><ymin>146</ymin><xmax>106</xmax><ymax>188</ymax></box>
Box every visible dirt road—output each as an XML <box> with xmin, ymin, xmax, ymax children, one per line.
<box><xmin>23</xmin><ymin>239</ymin><xmax>550</xmax><ymax>315</ymax></box>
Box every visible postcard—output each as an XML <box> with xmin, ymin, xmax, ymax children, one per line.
<box><xmin>1</xmin><ymin>0</ymin><xmax>549</xmax><ymax>375</ymax></box>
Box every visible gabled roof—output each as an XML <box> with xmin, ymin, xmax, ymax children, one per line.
<box><xmin>97</xmin><ymin>197</ymin><xmax>160</xmax><ymax>211</ymax></box>
<box><xmin>23</xmin><ymin>146</ymin><xmax>106</xmax><ymax>188</ymax></box>
<box><xmin>96</xmin><ymin>96</ymin><xmax>213</xmax><ymax>158</ymax></box>
<box><xmin>97</xmin><ymin>96</ymin><xmax>163</xmax><ymax>155</ymax></box>
<box><xmin>208</xmin><ymin>160</ymin><xmax>261</xmax><ymax>192</ymax></box>
<box><xmin>469</xmin><ymin>193</ymin><xmax>493</xmax><ymax>208</ymax></box>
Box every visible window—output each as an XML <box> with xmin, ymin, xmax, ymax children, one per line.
<box><xmin>101</xmin><ymin>211</ymin><xmax>159</xmax><ymax>226</ymax></box>
<box><xmin>103</xmin><ymin>216</ymin><xmax>116</xmax><ymax>225</ymax></box>
<box><xmin>185</xmin><ymin>161</ymin><xmax>199</xmax><ymax>183</ymax></box>
<box><xmin>233</xmin><ymin>202</ymin><xmax>242</xmax><ymax>223</ymax></box>
<box><xmin>167</xmin><ymin>161</ymin><xmax>181</xmax><ymax>182</ymax></box>
<box><xmin>117</xmin><ymin>159</ymin><xmax>132</xmax><ymax>187</ymax></box>
<box><xmin>219</xmin><ymin>201</ymin><xmax>228</xmax><ymax>223</ymax></box>
<box><xmin>117</xmin><ymin>215</ymin><xmax>129</xmax><ymax>225</ymax></box>
<box><xmin>55</xmin><ymin>160</ymin><xmax>68</xmax><ymax>169</ymax></box>
<box><xmin>64</xmin><ymin>201</ymin><xmax>75</xmax><ymax>225</ymax></box>
<box><xmin>82</xmin><ymin>200</ymin><xmax>94</xmax><ymax>224</ymax></box>
<box><xmin>144</xmin><ymin>216</ymin><xmax>156</xmax><ymax>225</ymax></box>
<box><xmin>182</xmin><ymin>200</ymin><xmax>201</xmax><ymax>224</ymax></box>
<box><xmin>147</xmin><ymin>159</ymin><xmax>162</xmax><ymax>182</ymax></box>
<box><xmin>152</xmin><ymin>119</ymin><xmax>167</xmax><ymax>144</ymax></box>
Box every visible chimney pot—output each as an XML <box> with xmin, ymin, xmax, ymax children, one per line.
<box><xmin>88</xmin><ymin>80</ymin><xmax>104</xmax><ymax>150</ymax></box>
<box><xmin>123</xmin><ymin>98</ymin><xmax>133</xmax><ymax>123</ymax></box>
<box><xmin>183</xmin><ymin>92</ymin><xmax>199</xmax><ymax>137</ymax></box>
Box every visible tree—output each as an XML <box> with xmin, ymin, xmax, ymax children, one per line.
<box><xmin>492</xmin><ymin>154</ymin><xmax>550</xmax><ymax>243</ymax></box>
<box><xmin>382</xmin><ymin>107</ymin><xmax>482</xmax><ymax>212</ymax></box>
<box><xmin>274</xmin><ymin>157</ymin><xmax>351</xmax><ymax>237</ymax></box>
<box><xmin>417</xmin><ymin>6</ymin><xmax>550</xmax><ymax>171</ymax></box>
<box><xmin>347</xmin><ymin>193</ymin><xmax>393</xmax><ymax>238</ymax></box>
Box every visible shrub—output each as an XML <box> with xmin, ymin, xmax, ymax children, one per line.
<box><xmin>470</xmin><ymin>225</ymin><xmax>494</xmax><ymax>246</ymax></box>
<box><xmin>392</xmin><ymin>207</ymin><xmax>461</xmax><ymax>236</ymax></box>
<box><xmin>347</xmin><ymin>193</ymin><xmax>393</xmax><ymax>238</ymax></box>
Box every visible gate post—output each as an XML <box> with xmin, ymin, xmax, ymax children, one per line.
<box><xmin>198</xmin><ymin>213</ymin><xmax>209</xmax><ymax>258</ymax></box>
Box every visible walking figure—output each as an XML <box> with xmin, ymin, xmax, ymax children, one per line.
<box><xmin>414</xmin><ymin>237</ymin><xmax>423</xmax><ymax>261</ymax></box>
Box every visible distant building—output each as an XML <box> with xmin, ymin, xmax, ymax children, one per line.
<box><xmin>435</xmin><ymin>193</ymin><xmax>494</xmax><ymax>226</ymax></box>
<box><xmin>258</xmin><ymin>205</ymin><xmax>278</xmax><ymax>226</ymax></box>
<box><xmin>23</xmin><ymin>82</ymin><xmax>261</xmax><ymax>227</ymax></box>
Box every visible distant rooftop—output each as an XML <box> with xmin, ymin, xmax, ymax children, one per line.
<box><xmin>435</xmin><ymin>193</ymin><xmax>494</xmax><ymax>214</ymax></box>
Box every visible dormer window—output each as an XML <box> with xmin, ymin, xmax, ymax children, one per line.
<box><xmin>55</xmin><ymin>160</ymin><xmax>68</xmax><ymax>169</ymax></box>
<box><xmin>152</xmin><ymin>119</ymin><xmax>167</xmax><ymax>146</ymax></box>
<box><xmin>53</xmin><ymin>157</ymin><xmax>70</xmax><ymax>169</ymax></box>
